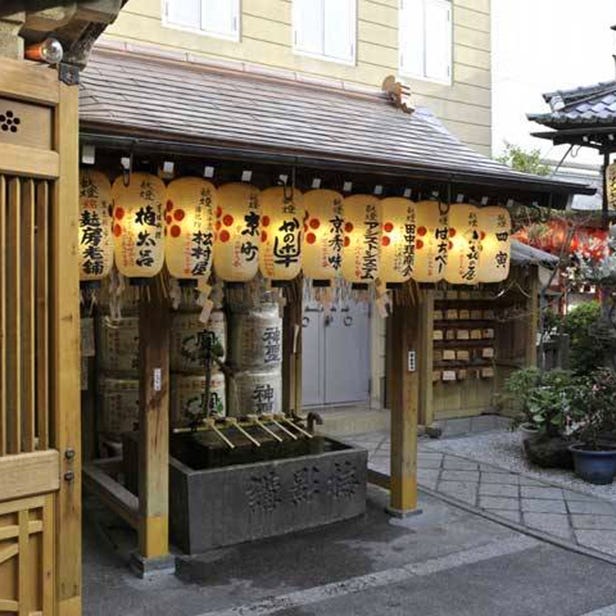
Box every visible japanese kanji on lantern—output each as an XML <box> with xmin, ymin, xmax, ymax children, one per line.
<box><xmin>378</xmin><ymin>197</ymin><xmax>416</xmax><ymax>286</ymax></box>
<box><xmin>302</xmin><ymin>189</ymin><xmax>344</xmax><ymax>284</ymax></box>
<box><xmin>213</xmin><ymin>183</ymin><xmax>260</xmax><ymax>282</ymax></box>
<box><xmin>165</xmin><ymin>177</ymin><xmax>216</xmax><ymax>285</ymax></box>
<box><xmin>341</xmin><ymin>195</ymin><xmax>382</xmax><ymax>286</ymax></box>
<box><xmin>79</xmin><ymin>169</ymin><xmax>113</xmax><ymax>287</ymax></box>
<box><xmin>412</xmin><ymin>200</ymin><xmax>449</xmax><ymax>283</ymax></box>
<box><xmin>477</xmin><ymin>206</ymin><xmax>511</xmax><ymax>282</ymax></box>
<box><xmin>111</xmin><ymin>172</ymin><xmax>165</xmax><ymax>284</ymax></box>
<box><xmin>445</xmin><ymin>204</ymin><xmax>481</xmax><ymax>285</ymax></box>
<box><xmin>259</xmin><ymin>186</ymin><xmax>304</xmax><ymax>283</ymax></box>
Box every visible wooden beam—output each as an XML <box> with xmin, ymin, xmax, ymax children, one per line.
<box><xmin>0</xmin><ymin>450</ymin><xmax>59</xmax><ymax>502</ymax></box>
<box><xmin>83</xmin><ymin>464</ymin><xmax>139</xmax><ymax>529</ymax></box>
<box><xmin>417</xmin><ymin>288</ymin><xmax>434</xmax><ymax>427</ymax></box>
<box><xmin>51</xmin><ymin>81</ymin><xmax>81</xmax><ymax>615</ymax></box>
<box><xmin>387</xmin><ymin>283</ymin><xmax>420</xmax><ymax>516</ymax></box>
<box><xmin>0</xmin><ymin>57</ymin><xmax>59</xmax><ymax>106</ymax></box>
<box><xmin>0</xmin><ymin>144</ymin><xmax>59</xmax><ymax>179</ymax></box>
<box><xmin>6</xmin><ymin>177</ymin><xmax>21</xmax><ymax>454</ymax></box>
<box><xmin>138</xmin><ymin>280</ymin><xmax>170</xmax><ymax>559</ymax></box>
<box><xmin>526</xmin><ymin>266</ymin><xmax>539</xmax><ymax>367</ymax></box>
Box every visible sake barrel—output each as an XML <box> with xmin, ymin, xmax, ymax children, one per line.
<box><xmin>228</xmin><ymin>369</ymin><xmax>282</xmax><ymax>417</ymax></box>
<box><xmin>97</xmin><ymin>316</ymin><xmax>139</xmax><ymax>376</ymax></box>
<box><xmin>98</xmin><ymin>376</ymin><xmax>139</xmax><ymax>436</ymax></box>
<box><xmin>170</xmin><ymin>310</ymin><xmax>227</xmax><ymax>373</ymax></box>
<box><xmin>170</xmin><ymin>372</ymin><xmax>226</xmax><ymax>427</ymax></box>
<box><xmin>228</xmin><ymin>306</ymin><xmax>282</xmax><ymax>370</ymax></box>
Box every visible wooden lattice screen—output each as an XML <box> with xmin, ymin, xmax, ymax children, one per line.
<box><xmin>0</xmin><ymin>176</ymin><xmax>50</xmax><ymax>455</ymax></box>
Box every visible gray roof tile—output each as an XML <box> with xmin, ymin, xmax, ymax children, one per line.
<box><xmin>529</xmin><ymin>80</ymin><xmax>616</xmax><ymax>128</ymax></box>
<box><xmin>81</xmin><ymin>49</ymin><xmax>590</xmax><ymax>195</ymax></box>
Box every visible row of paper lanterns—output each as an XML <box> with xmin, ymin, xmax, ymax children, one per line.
<box><xmin>79</xmin><ymin>170</ymin><xmax>511</xmax><ymax>287</ymax></box>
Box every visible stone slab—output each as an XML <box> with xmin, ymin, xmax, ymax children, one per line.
<box><xmin>481</xmin><ymin>472</ymin><xmax>519</xmax><ymax>485</ymax></box>
<box><xmin>479</xmin><ymin>496</ymin><xmax>519</xmax><ymax>511</ymax></box>
<box><xmin>566</xmin><ymin>500</ymin><xmax>616</xmax><ymax>515</ymax></box>
<box><xmin>570</xmin><ymin>514</ymin><xmax>616</xmax><ymax>530</ymax></box>
<box><xmin>521</xmin><ymin>499</ymin><xmax>567</xmax><ymax>514</ymax></box>
<box><xmin>478</xmin><ymin>483</ymin><xmax>519</xmax><ymax>498</ymax></box>
<box><xmin>442</xmin><ymin>457</ymin><xmax>478</xmax><ymax>471</ymax></box>
<box><xmin>575</xmin><ymin>530</ymin><xmax>616</xmax><ymax>555</ymax></box>
<box><xmin>441</xmin><ymin>470</ymin><xmax>480</xmax><ymax>482</ymax></box>
<box><xmin>520</xmin><ymin>486</ymin><xmax>564</xmax><ymax>500</ymax></box>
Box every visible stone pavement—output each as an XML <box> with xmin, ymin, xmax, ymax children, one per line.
<box><xmin>348</xmin><ymin>430</ymin><xmax>616</xmax><ymax>562</ymax></box>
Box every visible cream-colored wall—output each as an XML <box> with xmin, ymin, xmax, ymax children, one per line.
<box><xmin>103</xmin><ymin>0</ymin><xmax>492</xmax><ymax>154</ymax></box>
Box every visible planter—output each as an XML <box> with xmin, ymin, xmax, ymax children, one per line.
<box><xmin>569</xmin><ymin>444</ymin><xmax>616</xmax><ymax>485</ymax></box>
<box><xmin>519</xmin><ymin>423</ymin><xmax>540</xmax><ymax>446</ymax></box>
<box><xmin>524</xmin><ymin>435</ymin><xmax>573</xmax><ymax>470</ymax></box>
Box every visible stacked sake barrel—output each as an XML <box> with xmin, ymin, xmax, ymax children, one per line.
<box><xmin>170</xmin><ymin>309</ymin><xmax>227</xmax><ymax>427</ymax></box>
<box><xmin>96</xmin><ymin>312</ymin><xmax>140</xmax><ymax>445</ymax></box>
<box><xmin>227</xmin><ymin>302</ymin><xmax>283</xmax><ymax>416</ymax></box>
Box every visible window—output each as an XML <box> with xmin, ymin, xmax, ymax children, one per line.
<box><xmin>163</xmin><ymin>0</ymin><xmax>240</xmax><ymax>41</ymax></box>
<box><xmin>293</xmin><ymin>0</ymin><xmax>356</xmax><ymax>65</ymax></box>
<box><xmin>399</xmin><ymin>0</ymin><xmax>452</xmax><ymax>84</ymax></box>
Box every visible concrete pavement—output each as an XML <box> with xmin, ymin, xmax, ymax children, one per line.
<box><xmin>84</xmin><ymin>483</ymin><xmax>616</xmax><ymax>616</ymax></box>
<box><xmin>349</xmin><ymin>430</ymin><xmax>616</xmax><ymax>564</ymax></box>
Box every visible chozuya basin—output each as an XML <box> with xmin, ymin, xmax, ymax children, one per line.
<box><xmin>124</xmin><ymin>430</ymin><xmax>368</xmax><ymax>554</ymax></box>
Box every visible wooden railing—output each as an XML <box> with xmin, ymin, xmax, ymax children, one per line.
<box><xmin>0</xmin><ymin>175</ymin><xmax>50</xmax><ymax>455</ymax></box>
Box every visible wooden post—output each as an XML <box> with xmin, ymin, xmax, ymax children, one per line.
<box><xmin>387</xmin><ymin>284</ymin><xmax>420</xmax><ymax>516</ymax></box>
<box><xmin>526</xmin><ymin>265</ymin><xmax>539</xmax><ymax>367</ymax></box>
<box><xmin>417</xmin><ymin>288</ymin><xmax>434</xmax><ymax>427</ymax></box>
<box><xmin>136</xmin><ymin>281</ymin><xmax>171</xmax><ymax>569</ymax></box>
<box><xmin>52</xmin><ymin>81</ymin><xmax>82</xmax><ymax>616</ymax></box>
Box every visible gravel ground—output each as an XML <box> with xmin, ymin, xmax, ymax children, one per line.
<box><xmin>421</xmin><ymin>430</ymin><xmax>616</xmax><ymax>503</ymax></box>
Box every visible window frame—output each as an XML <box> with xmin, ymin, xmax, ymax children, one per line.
<box><xmin>292</xmin><ymin>0</ymin><xmax>358</xmax><ymax>66</ymax></box>
<box><xmin>398</xmin><ymin>0</ymin><xmax>453</xmax><ymax>86</ymax></box>
<box><xmin>161</xmin><ymin>0</ymin><xmax>241</xmax><ymax>43</ymax></box>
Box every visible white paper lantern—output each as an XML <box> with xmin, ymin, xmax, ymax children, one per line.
<box><xmin>412</xmin><ymin>200</ymin><xmax>448</xmax><ymax>283</ymax></box>
<box><xmin>477</xmin><ymin>206</ymin><xmax>511</xmax><ymax>282</ymax></box>
<box><xmin>445</xmin><ymin>204</ymin><xmax>481</xmax><ymax>285</ymax></box>
<box><xmin>341</xmin><ymin>195</ymin><xmax>382</xmax><ymax>285</ymax></box>
<box><xmin>378</xmin><ymin>197</ymin><xmax>416</xmax><ymax>286</ymax></box>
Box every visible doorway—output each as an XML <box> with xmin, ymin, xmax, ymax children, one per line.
<box><xmin>301</xmin><ymin>299</ymin><xmax>371</xmax><ymax>407</ymax></box>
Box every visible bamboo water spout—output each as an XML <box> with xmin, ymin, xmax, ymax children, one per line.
<box><xmin>281</xmin><ymin>415</ymin><xmax>313</xmax><ymax>439</ymax></box>
<box><xmin>247</xmin><ymin>414</ymin><xmax>284</xmax><ymax>442</ymax></box>
<box><xmin>263</xmin><ymin>413</ymin><xmax>298</xmax><ymax>440</ymax></box>
<box><xmin>205</xmin><ymin>417</ymin><xmax>235</xmax><ymax>449</ymax></box>
<box><xmin>224</xmin><ymin>417</ymin><xmax>262</xmax><ymax>447</ymax></box>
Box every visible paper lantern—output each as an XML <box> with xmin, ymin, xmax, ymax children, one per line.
<box><xmin>445</xmin><ymin>204</ymin><xmax>481</xmax><ymax>285</ymax></box>
<box><xmin>341</xmin><ymin>195</ymin><xmax>382</xmax><ymax>285</ymax></box>
<box><xmin>79</xmin><ymin>169</ymin><xmax>113</xmax><ymax>286</ymax></box>
<box><xmin>111</xmin><ymin>172</ymin><xmax>165</xmax><ymax>283</ymax></box>
<box><xmin>477</xmin><ymin>206</ymin><xmax>511</xmax><ymax>282</ymax></box>
<box><xmin>165</xmin><ymin>177</ymin><xmax>216</xmax><ymax>284</ymax></box>
<box><xmin>213</xmin><ymin>183</ymin><xmax>260</xmax><ymax>282</ymax></box>
<box><xmin>259</xmin><ymin>186</ymin><xmax>304</xmax><ymax>282</ymax></box>
<box><xmin>378</xmin><ymin>197</ymin><xmax>416</xmax><ymax>286</ymax></box>
<box><xmin>302</xmin><ymin>189</ymin><xmax>344</xmax><ymax>283</ymax></box>
<box><xmin>412</xmin><ymin>200</ymin><xmax>449</xmax><ymax>283</ymax></box>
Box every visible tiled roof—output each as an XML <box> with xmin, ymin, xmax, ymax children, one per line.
<box><xmin>511</xmin><ymin>239</ymin><xmax>559</xmax><ymax>267</ymax></box>
<box><xmin>80</xmin><ymin>48</ymin><xmax>591</xmax><ymax>195</ymax></box>
<box><xmin>528</xmin><ymin>80</ymin><xmax>616</xmax><ymax>128</ymax></box>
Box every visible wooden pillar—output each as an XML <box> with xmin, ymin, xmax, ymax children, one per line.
<box><xmin>387</xmin><ymin>284</ymin><xmax>421</xmax><ymax>516</ymax></box>
<box><xmin>137</xmin><ymin>281</ymin><xmax>170</xmax><ymax>563</ymax></box>
<box><xmin>282</xmin><ymin>277</ymin><xmax>302</xmax><ymax>414</ymax></box>
<box><xmin>526</xmin><ymin>265</ymin><xmax>539</xmax><ymax>367</ymax></box>
<box><xmin>417</xmin><ymin>288</ymin><xmax>434</xmax><ymax>427</ymax></box>
<box><xmin>52</xmin><ymin>81</ymin><xmax>82</xmax><ymax>616</ymax></box>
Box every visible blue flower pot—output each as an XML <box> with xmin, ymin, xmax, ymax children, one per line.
<box><xmin>569</xmin><ymin>445</ymin><xmax>616</xmax><ymax>485</ymax></box>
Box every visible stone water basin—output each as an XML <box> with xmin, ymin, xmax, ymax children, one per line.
<box><xmin>124</xmin><ymin>428</ymin><xmax>367</xmax><ymax>554</ymax></box>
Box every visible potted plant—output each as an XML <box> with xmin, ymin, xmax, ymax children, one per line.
<box><xmin>569</xmin><ymin>368</ymin><xmax>616</xmax><ymax>484</ymax></box>
<box><xmin>503</xmin><ymin>367</ymin><xmax>541</xmax><ymax>443</ymax></box>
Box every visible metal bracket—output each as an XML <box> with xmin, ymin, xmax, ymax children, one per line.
<box><xmin>59</xmin><ymin>63</ymin><xmax>80</xmax><ymax>86</ymax></box>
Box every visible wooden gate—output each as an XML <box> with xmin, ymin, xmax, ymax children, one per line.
<box><xmin>0</xmin><ymin>59</ymin><xmax>81</xmax><ymax>615</ymax></box>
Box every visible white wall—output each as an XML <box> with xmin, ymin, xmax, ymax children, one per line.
<box><xmin>492</xmin><ymin>0</ymin><xmax>616</xmax><ymax>169</ymax></box>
